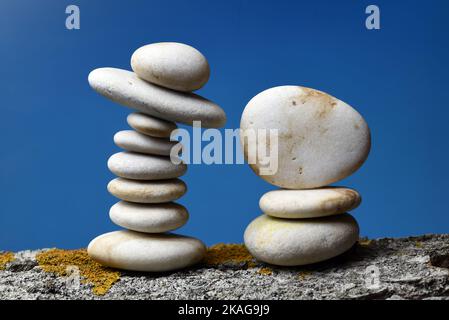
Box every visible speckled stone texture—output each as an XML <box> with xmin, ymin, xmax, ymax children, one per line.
<box><xmin>1</xmin><ymin>235</ymin><xmax>449</xmax><ymax>300</ymax></box>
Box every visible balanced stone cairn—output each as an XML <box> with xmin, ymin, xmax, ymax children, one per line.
<box><xmin>240</xmin><ymin>86</ymin><xmax>371</xmax><ymax>266</ymax></box>
<box><xmin>87</xmin><ymin>42</ymin><xmax>226</xmax><ymax>272</ymax></box>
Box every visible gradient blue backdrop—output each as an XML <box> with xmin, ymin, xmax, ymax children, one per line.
<box><xmin>1</xmin><ymin>0</ymin><xmax>449</xmax><ymax>251</ymax></box>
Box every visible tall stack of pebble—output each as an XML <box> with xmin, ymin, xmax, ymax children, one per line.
<box><xmin>240</xmin><ymin>86</ymin><xmax>371</xmax><ymax>266</ymax></box>
<box><xmin>87</xmin><ymin>42</ymin><xmax>226</xmax><ymax>272</ymax></box>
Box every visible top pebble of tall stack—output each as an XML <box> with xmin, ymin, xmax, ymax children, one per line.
<box><xmin>131</xmin><ymin>42</ymin><xmax>210</xmax><ymax>92</ymax></box>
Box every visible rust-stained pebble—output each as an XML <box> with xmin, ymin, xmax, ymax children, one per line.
<box><xmin>240</xmin><ymin>86</ymin><xmax>370</xmax><ymax>189</ymax></box>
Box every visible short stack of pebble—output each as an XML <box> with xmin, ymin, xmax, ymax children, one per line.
<box><xmin>87</xmin><ymin>42</ymin><xmax>226</xmax><ymax>272</ymax></box>
<box><xmin>240</xmin><ymin>86</ymin><xmax>371</xmax><ymax>266</ymax></box>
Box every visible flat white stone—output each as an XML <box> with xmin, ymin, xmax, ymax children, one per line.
<box><xmin>240</xmin><ymin>86</ymin><xmax>370</xmax><ymax>189</ymax></box>
<box><xmin>259</xmin><ymin>187</ymin><xmax>361</xmax><ymax>219</ymax></box>
<box><xmin>107</xmin><ymin>178</ymin><xmax>186</xmax><ymax>203</ymax></box>
<box><xmin>108</xmin><ymin>152</ymin><xmax>186</xmax><ymax>180</ymax></box>
<box><xmin>131</xmin><ymin>42</ymin><xmax>210</xmax><ymax>92</ymax></box>
<box><xmin>114</xmin><ymin>130</ymin><xmax>178</xmax><ymax>156</ymax></box>
<box><xmin>88</xmin><ymin>230</ymin><xmax>206</xmax><ymax>272</ymax></box>
<box><xmin>88</xmin><ymin>68</ymin><xmax>226</xmax><ymax>128</ymax></box>
<box><xmin>109</xmin><ymin>201</ymin><xmax>189</xmax><ymax>233</ymax></box>
<box><xmin>127</xmin><ymin>112</ymin><xmax>177</xmax><ymax>138</ymax></box>
<box><xmin>244</xmin><ymin>214</ymin><xmax>359</xmax><ymax>266</ymax></box>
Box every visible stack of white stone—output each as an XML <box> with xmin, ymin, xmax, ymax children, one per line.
<box><xmin>240</xmin><ymin>86</ymin><xmax>371</xmax><ymax>266</ymax></box>
<box><xmin>87</xmin><ymin>43</ymin><xmax>226</xmax><ymax>272</ymax></box>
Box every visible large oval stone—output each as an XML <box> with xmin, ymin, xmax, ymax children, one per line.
<box><xmin>240</xmin><ymin>86</ymin><xmax>370</xmax><ymax>189</ymax></box>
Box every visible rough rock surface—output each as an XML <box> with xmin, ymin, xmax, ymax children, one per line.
<box><xmin>1</xmin><ymin>234</ymin><xmax>449</xmax><ymax>300</ymax></box>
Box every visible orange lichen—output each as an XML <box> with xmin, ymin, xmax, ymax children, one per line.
<box><xmin>298</xmin><ymin>271</ymin><xmax>312</xmax><ymax>280</ymax></box>
<box><xmin>204</xmin><ymin>243</ymin><xmax>257</xmax><ymax>267</ymax></box>
<box><xmin>36</xmin><ymin>249</ymin><xmax>120</xmax><ymax>296</ymax></box>
<box><xmin>358</xmin><ymin>237</ymin><xmax>372</xmax><ymax>246</ymax></box>
<box><xmin>257</xmin><ymin>267</ymin><xmax>273</xmax><ymax>276</ymax></box>
<box><xmin>0</xmin><ymin>252</ymin><xmax>15</xmax><ymax>270</ymax></box>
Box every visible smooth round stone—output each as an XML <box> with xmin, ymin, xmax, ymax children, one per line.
<box><xmin>260</xmin><ymin>187</ymin><xmax>361</xmax><ymax>219</ymax></box>
<box><xmin>88</xmin><ymin>68</ymin><xmax>226</xmax><ymax>128</ymax></box>
<box><xmin>244</xmin><ymin>214</ymin><xmax>359</xmax><ymax>266</ymax></box>
<box><xmin>127</xmin><ymin>112</ymin><xmax>177</xmax><ymax>138</ymax></box>
<box><xmin>109</xmin><ymin>201</ymin><xmax>189</xmax><ymax>233</ymax></box>
<box><xmin>240</xmin><ymin>86</ymin><xmax>370</xmax><ymax>189</ymax></box>
<box><xmin>107</xmin><ymin>178</ymin><xmax>186</xmax><ymax>203</ymax></box>
<box><xmin>114</xmin><ymin>130</ymin><xmax>178</xmax><ymax>156</ymax></box>
<box><xmin>108</xmin><ymin>152</ymin><xmax>187</xmax><ymax>180</ymax></box>
<box><xmin>88</xmin><ymin>230</ymin><xmax>206</xmax><ymax>272</ymax></box>
<box><xmin>131</xmin><ymin>42</ymin><xmax>210</xmax><ymax>92</ymax></box>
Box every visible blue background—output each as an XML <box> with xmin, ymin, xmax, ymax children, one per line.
<box><xmin>1</xmin><ymin>0</ymin><xmax>448</xmax><ymax>251</ymax></box>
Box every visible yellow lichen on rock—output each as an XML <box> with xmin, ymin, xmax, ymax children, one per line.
<box><xmin>204</xmin><ymin>243</ymin><xmax>257</xmax><ymax>267</ymax></box>
<box><xmin>257</xmin><ymin>267</ymin><xmax>273</xmax><ymax>276</ymax></box>
<box><xmin>358</xmin><ymin>237</ymin><xmax>372</xmax><ymax>246</ymax></box>
<box><xmin>36</xmin><ymin>249</ymin><xmax>120</xmax><ymax>296</ymax></box>
<box><xmin>298</xmin><ymin>270</ymin><xmax>312</xmax><ymax>280</ymax></box>
<box><xmin>0</xmin><ymin>252</ymin><xmax>15</xmax><ymax>270</ymax></box>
